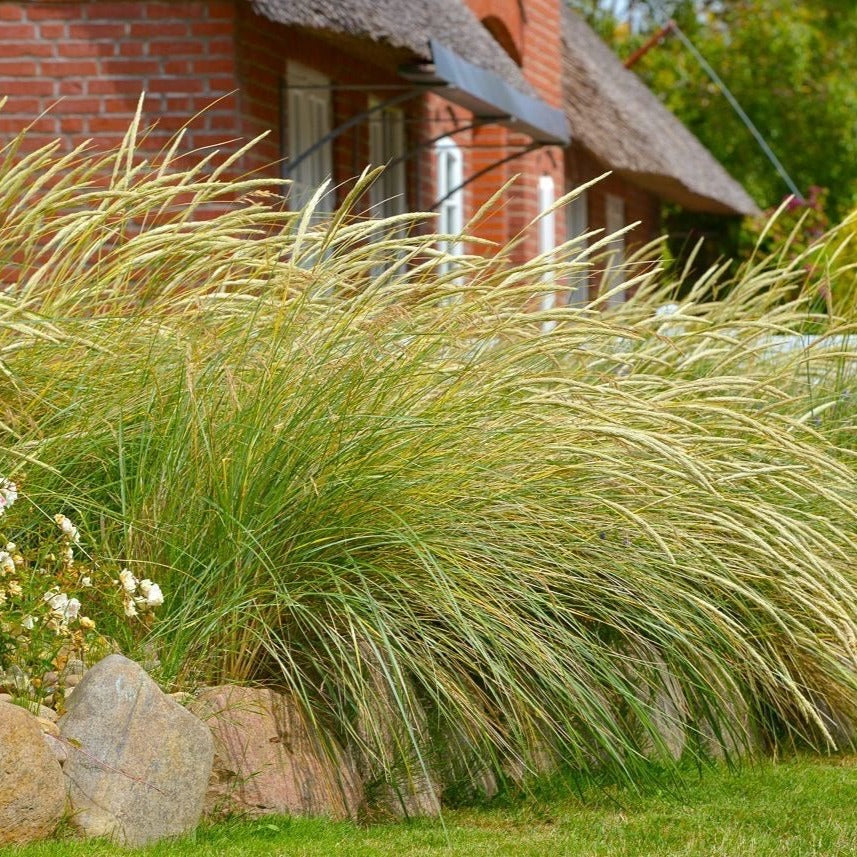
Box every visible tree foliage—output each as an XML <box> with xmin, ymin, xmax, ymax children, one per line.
<box><xmin>569</xmin><ymin>1</ymin><xmax>857</xmax><ymax>220</ymax></box>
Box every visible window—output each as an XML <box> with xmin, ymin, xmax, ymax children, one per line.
<box><xmin>435</xmin><ymin>136</ymin><xmax>464</xmax><ymax>273</ymax></box>
<box><xmin>286</xmin><ymin>63</ymin><xmax>333</xmax><ymax>214</ymax></box>
<box><xmin>603</xmin><ymin>193</ymin><xmax>626</xmax><ymax>307</ymax></box>
<box><xmin>566</xmin><ymin>190</ymin><xmax>589</xmax><ymax>304</ymax></box>
<box><xmin>368</xmin><ymin>99</ymin><xmax>407</xmax><ymax>220</ymax></box>
<box><xmin>538</xmin><ymin>174</ymin><xmax>557</xmax><ymax>330</ymax></box>
<box><xmin>568</xmin><ymin>190</ymin><xmax>588</xmax><ymax>240</ymax></box>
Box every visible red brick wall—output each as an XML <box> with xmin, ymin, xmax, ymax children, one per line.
<box><xmin>566</xmin><ymin>142</ymin><xmax>662</xmax><ymax>300</ymax></box>
<box><xmin>464</xmin><ymin>0</ymin><xmax>565</xmax><ymax>266</ymax></box>
<box><xmin>0</xmin><ymin>1</ymin><xmax>240</xmax><ymax>156</ymax></box>
<box><xmin>421</xmin><ymin>92</ymin><xmax>472</xmax><ymax>245</ymax></box>
<box><xmin>0</xmin><ymin>1</ymin><xmax>428</xmax><ymax>197</ymax></box>
<box><xmin>231</xmin><ymin>1</ymin><xmax>279</xmax><ymax>174</ymax></box>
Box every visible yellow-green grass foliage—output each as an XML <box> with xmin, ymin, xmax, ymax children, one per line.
<box><xmin>1</xmin><ymin>116</ymin><xmax>856</xmax><ymax>790</ymax></box>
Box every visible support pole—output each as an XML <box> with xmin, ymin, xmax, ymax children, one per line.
<box><xmin>624</xmin><ymin>20</ymin><xmax>675</xmax><ymax>69</ymax></box>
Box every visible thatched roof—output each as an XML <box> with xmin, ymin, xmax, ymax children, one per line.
<box><xmin>250</xmin><ymin>0</ymin><xmax>535</xmax><ymax>98</ymax></box>
<box><xmin>562</xmin><ymin>8</ymin><xmax>759</xmax><ymax>216</ymax></box>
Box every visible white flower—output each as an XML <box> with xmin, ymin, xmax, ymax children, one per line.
<box><xmin>47</xmin><ymin>592</ymin><xmax>69</xmax><ymax>613</ymax></box>
<box><xmin>119</xmin><ymin>568</ymin><xmax>137</xmax><ymax>594</ymax></box>
<box><xmin>136</xmin><ymin>579</ymin><xmax>164</xmax><ymax>611</ymax></box>
<box><xmin>63</xmin><ymin>546</ymin><xmax>74</xmax><ymax>564</ymax></box>
<box><xmin>80</xmin><ymin>576</ymin><xmax>92</xmax><ymax>588</ymax></box>
<box><xmin>64</xmin><ymin>597</ymin><xmax>81</xmax><ymax>621</ymax></box>
<box><xmin>54</xmin><ymin>514</ymin><xmax>80</xmax><ymax>544</ymax></box>
<box><xmin>0</xmin><ymin>552</ymin><xmax>14</xmax><ymax>576</ymax></box>
<box><xmin>42</xmin><ymin>587</ymin><xmax>60</xmax><ymax>603</ymax></box>
<box><xmin>0</xmin><ymin>479</ymin><xmax>18</xmax><ymax>514</ymax></box>
<box><xmin>5</xmin><ymin>542</ymin><xmax>15</xmax><ymax>552</ymax></box>
<box><xmin>21</xmin><ymin>615</ymin><xmax>34</xmax><ymax>630</ymax></box>
<box><xmin>144</xmin><ymin>583</ymin><xmax>164</xmax><ymax>609</ymax></box>
<box><xmin>123</xmin><ymin>599</ymin><xmax>138</xmax><ymax>618</ymax></box>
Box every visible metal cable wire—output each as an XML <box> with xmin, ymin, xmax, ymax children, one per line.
<box><xmin>666</xmin><ymin>17</ymin><xmax>805</xmax><ymax>202</ymax></box>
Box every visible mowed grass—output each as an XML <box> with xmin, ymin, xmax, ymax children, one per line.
<box><xmin>5</xmin><ymin>756</ymin><xmax>856</xmax><ymax>857</ymax></box>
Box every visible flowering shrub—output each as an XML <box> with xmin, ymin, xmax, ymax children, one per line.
<box><xmin>0</xmin><ymin>477</ymin><xmax>165</xmax><ymax>705</ymax></box>
<box><xmin>117</xmin><ymin>567</ymin><xmax>164</xmax><ymax>618</ymax></box>
<box><xmin>764</xmin><ymin>187</ymin><xmax>831</xmax><ymax>257</ymax></box>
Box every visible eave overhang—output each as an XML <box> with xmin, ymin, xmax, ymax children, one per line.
<box><xmin>410</xmin><ymin>40</ymin><xmax>570</xmax><ymax>146</ymax></box>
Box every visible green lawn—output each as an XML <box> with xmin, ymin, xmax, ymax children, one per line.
<box><xmin>5</xmin><ymin>756</ymin><xmax>856</xmax><ymax>857</ymax></box>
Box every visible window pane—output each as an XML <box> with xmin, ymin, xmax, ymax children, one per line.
<box><xmin>566</xmin><ymin>190</ymin><xmax>589</xmax><ymax>305</ymax></box>
<box><xmin>369</xmin><ymin>103</ymin><xmax>406</xmax><ymax>219</ymax></box>
<box><xmin>568</xmin><ymin>191</ymin><xmax>588</xmax><ymax>239</ymax></box>
<box><xmin>286</xmin><ymin>64</ymin><xmax>332</xmax><ymax>213</ymax></box>
<box><xmin>434</xmin><ymin>137</ymin><xmax>464</xmax><ymax>275</ymax></box>
<box><xmin>538</xmin><ymin>175</ymin><xmax>557</xmax><ymax>328</ymax></box>
<box><xmin>538</xmin><ymin>175</ymin><xmax>556</xmax><ymax>256</ymax></box>
<box><xmin>604</xmin><ymin>193</ymin><xmax>626</xmax><ymax>306</ymax></box>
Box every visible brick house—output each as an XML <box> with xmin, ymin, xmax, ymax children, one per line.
<box><xmin>0</xmin><ymin>0</ymin><xmax>757</xmax><ymax>301</ymax></box>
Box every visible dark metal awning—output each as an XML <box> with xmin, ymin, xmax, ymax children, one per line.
<box><xmin>401</xmin><ymin>40</ymin><xmax>570</xmax><ymax>146</ymax></box>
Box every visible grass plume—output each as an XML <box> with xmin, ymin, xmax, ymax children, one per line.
<box><xmin>1</xmin><ymin>118</ymin><xmax>856</xmax><ymax>797</ymax></box>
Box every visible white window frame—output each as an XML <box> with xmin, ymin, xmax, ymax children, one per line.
<box><xmin>603</xmin><ymin>193</ymin><xmax>626</xmax><ymax>307</ymax></box>
<box><xmin>435</xmin><ymin>136</ymin><xmax>464</xmax><ymax>274</ymax></box>
<box><xmin>538</xmin><ymin>174</ymin><xmax>557</xmax><ymax>330</ymax></box>
<box><xmin>286</xmin><ymin>63</ymin><xmax>333</xmax><ymax>214</ymax></box>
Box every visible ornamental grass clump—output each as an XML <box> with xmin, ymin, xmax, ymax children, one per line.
<box><xmin>0</xmin><ymin>114</ymin><xmax>856</xmax><ymax>792</ymax></box>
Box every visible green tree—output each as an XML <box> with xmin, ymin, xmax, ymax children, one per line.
<box><xmin>569</xmin><ymin>1</ymin><xmax>857</xmax><ymax>220</ymax></box>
